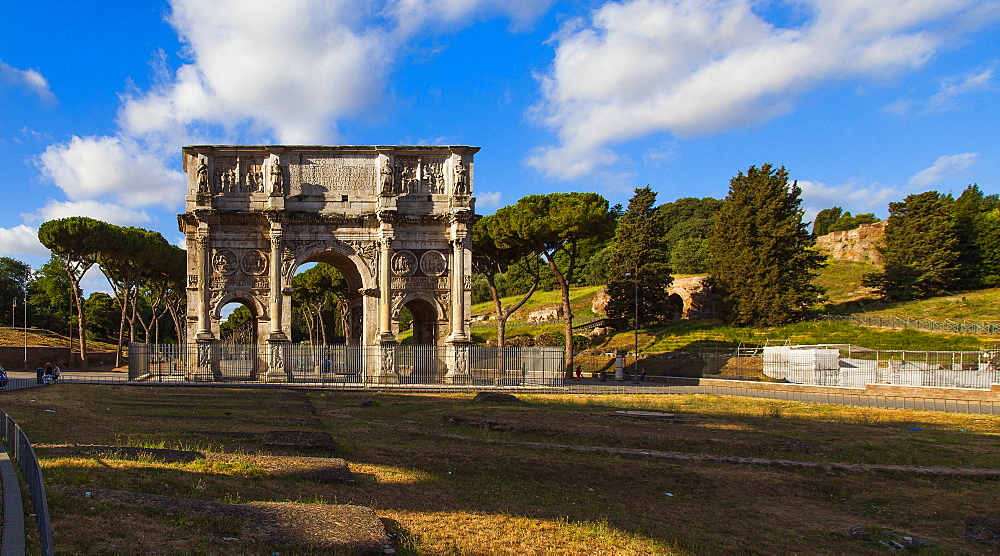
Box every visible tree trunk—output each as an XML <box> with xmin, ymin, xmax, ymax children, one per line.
<box><xmin>318</xmin><ymin>300</ymin><xmax>328</xmax><ymax>344</ymax></box>
<box><xmin>73</xmin><ymin>282</ymin><xmax>88</xmax><ymax>367</ymax></box>
<box><xmin>544</xmin><ymin>254</ymin><xmax>574</xmax><ymax>377</ymax></box>
<box><xmin>115</xmin><ymin>294</ymin><xmax>128</xmax><ymax>368</ymax></box>
<box><xmin>166</xmin><ymin>300</ymin><xmax>184</xmax><ymax>345</ymax></box>
<box><xmin>488</xmin><ymin>274</ymin><xmax>538</xmax><ymax>348</ymax></box>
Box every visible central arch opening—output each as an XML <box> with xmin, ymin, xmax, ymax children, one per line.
<box><xmin>290</xmin><ymin>249</ymin><xmax>368</xmax><ymax>345</ymax></box>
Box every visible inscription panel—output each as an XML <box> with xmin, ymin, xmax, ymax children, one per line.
<box><xmin>391</xmin><ymin>276</ymin><xmax>450</xmax><ymax>290</ymax></box>
<box><xmin>292</xmin><ymin>155</ymin><xmax>377</xmax><ymax>195</ymax></box>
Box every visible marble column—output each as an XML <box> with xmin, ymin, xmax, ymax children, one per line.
<box><xmin>378</xmin><ymin>238</ymin><xmax>392</xmax><ymax>338</ymax></box>
<box><xmin>449</xmin><ymin>237</ymin><xmax>468</xmax><ymax>342</ymax></box>
<box><xmin>268</xmin><ymin>229</ymin><xmax>283</xmax><ymax>339</ymax></box>
<box><xmin>196</xmin><ymin>232</ymin><xmax>212</xmax><ymax>340</ymax></box>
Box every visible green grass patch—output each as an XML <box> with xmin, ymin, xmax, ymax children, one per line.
<box><xmin>470</xmin><ymin>285</ymin><xmax>604</xmax><ymax>320</ymax></box>
<box><xmin>813</xmin><ymin>258</ymin><xmax>879</xmax><ymax>305</ymax></box>
<box><xmin>856</xmin><ymin>287</ymin><xmax>1000</xmax><ymax>321</ymax></box>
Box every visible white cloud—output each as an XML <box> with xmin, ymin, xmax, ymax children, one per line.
<box><xmin>890</xmin><ymin>67</ymin><xmax>994</xmax><ymax>114</ymax></box>
<box><xmin>0</xmin><ymin>225</ymin><xmax>48</xmax><ymax>258</ymax></box>
<box><xmin>529</xmin><ymin>0</ymin><xmax>999</xmax><ymax>179</ymax></box>
<box><xmin>797</xmin><ymin>178</ymin><xmax>900</xmax><ymax>220</ymax></box>
<box><xmin>389</xmin><ymin>0</ymin><xmax>555</xmax><ymax>34</ymax></box>
<box><xmin>0</xmin><ymin>60</ymin><xmax>56</xmax><ymax>105</ymax></box>
<box><xmin>908</xmin><ymin>153</ymin><xmax>979</xmax><ymax>188</ymax></box>
<box><xmin>120</xmin><ymin>0</ymin><xmax>391</xmax><ymax>144</ymax></box>
<box><xmin>117</xmin><ymin>0</ymin><xmax>554</xmax><ymax>145</ymax></box>
<box><xmin>476</xmin><ymin>190</ymin><xmax>502</xmax><ymax>212</ymax></box>
<box><xmin>24</xmin><ymin>200</ymin><xmax>152</xmax><ymax>227</ymax></box>
<box><xmin>34</xmin><ymin>0</ymin><xmax>553</xmax><ymax>216</ymax></box>
<box><xmin>79</xmin><ymin>269</ymin><xmax>113</xmax><ymax>296</ymax></box>
<box><xmin>37</xmin><ymin>136</ymin><xmax>186</xmax><ymax>209</ymax></box>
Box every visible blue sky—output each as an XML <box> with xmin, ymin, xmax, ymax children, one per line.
<box><xmin>2</xmin><ymin>0</ymin><xmax>999</xmax><ymax>290</ymax></box>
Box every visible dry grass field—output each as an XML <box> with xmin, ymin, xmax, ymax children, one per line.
<box><xmin>3</xmin><ymin>385</ymin><xmax>1000</xmax><ymax>554</ymax></box>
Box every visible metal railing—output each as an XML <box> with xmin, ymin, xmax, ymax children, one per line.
<box><xmin>0</xmin><ymin>409</ymin><xmax>53</xmax><ymax>555</ymax></box>
<box><xmin>569</xmin><ymin>345</ymin><xmax>1000</xmax><ymax>390</ymax></box>
<box><xmin>820</xmin><ymin>313</ymin><xmax>1000</xmax><ymax>335</ymax></box>
<box><xmin>756</xmin><ymin>345</ymin><xmax>1000</xmax><ymax>389</ymax></box>
<box><xmin>128</xmin><ymin>343</ymin><xmax>566</xmax><ymax>387</ymax></box>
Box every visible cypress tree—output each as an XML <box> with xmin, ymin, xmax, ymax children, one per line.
<box><xmin>707</xmin><ymin>164</ymin><xmax>824</xmax><ymax>326</ymax></box>
<box><xmin>605</xmin><ymin>186</ymin><xmax>674</xmax><ymax>327</ymax></box>
<box><xmin>865</xmin><ymin>191</ymin><xmax>961</xmax><ymax>300</ymax></box>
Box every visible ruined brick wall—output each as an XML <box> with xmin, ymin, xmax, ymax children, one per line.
<box><xmin>815</xmin><ymin>221</ymin><xmax>887</xmax><ymax>265</ymax></box>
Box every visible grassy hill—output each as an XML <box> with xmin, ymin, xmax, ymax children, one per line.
<box><xmin>853</xmin><ymin>288</ymin><xmax>1000</xmax><ymax>321</ymax></box>
<box><xmin>470</xmin><ymin>285</ymin><xmax>605</xmax><ymax>321</ymax></box>
<box><xmin>471</xmin><ymin>259</ymin><xmax>1000</xmax><ymax>351</ymax></box>
<box><xmin>8</xmin><ymin>259</ymin><xmax>998</xmax><ymax>353</ymax></box>
<box><xmin>0</xmin><ymin>326</ymin><xmax>118</xmax><ymax>351</ymax></box>
<box><xmin>814</xmin><ymin>258</ymin><xmax>879</xmax><ymax>305</ymax></box>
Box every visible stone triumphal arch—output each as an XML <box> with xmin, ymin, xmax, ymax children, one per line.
<box><xmin>177</xmin><ymin>145</ymin><xmax>477</xmax><ymax>379</ymax></box>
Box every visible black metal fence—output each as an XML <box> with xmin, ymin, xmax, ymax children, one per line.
<box><xmin>128</xmin><ymin>343</ymin><xmax>565</xmax><ymax>387</ymax></box>
<box><xmin>0</xmin><ymin>408</ymin><xmax>53</xmax><ymax>555</ymax></box>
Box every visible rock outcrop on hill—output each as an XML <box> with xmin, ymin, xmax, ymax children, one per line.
<box><xmin>815</xmin><ymin>221</ymin><xmax>887</xmax><ymax>265</ymax></box>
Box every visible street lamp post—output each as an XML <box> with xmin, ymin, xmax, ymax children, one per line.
<box><xmin>23</xmin><ymin>268</ymin><xmax>29</xmax><ymax>371</ymax></box>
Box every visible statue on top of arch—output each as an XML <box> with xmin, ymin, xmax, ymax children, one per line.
<box><xmin>453</xmin><ymin>156</ymin><xmax>469</xmax><ymax>196</ymax></box>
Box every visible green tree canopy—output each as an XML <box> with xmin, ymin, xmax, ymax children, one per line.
<box><xmin>658</xmin><ymin>196</ymin><xmax>722</xmax><ymax>253</ymax></box>
<box><xmin>472</xmin><ymin>213</ymin><xmax>543</xmax><ymax>347</ymax></box>
<box><xmin>27</xmin><ymin>255</ymin><xmax>73</xmax><ymax>336</ymax></box>
<box><xmin>812</xmin><ymin>207</ymin><xmax>842</xmax><ymax>237</ymax></box>
<box><xmin>291</xmin><ymin>263</ymin><xmax>349</xmax><ymax>344</ymax></box>
<box><xmin>84</xmin><ymin>292</ymin><xmax>119</xmax><ymax>341</ymax></box>
<box><xmin>219</xmin><ymin>305</ymin><xmax>255</xmax><ymax>343</ymax></box>
<box><xmin>605</xmin><ymin>186</ymin><xmax>674</xmax><ymax>328</ymax></box>
<box><xmin>38</xmin><ymin>216</ymin><xmax>114</xmax><ymax>364</ymax></box>
<box><xmin>827</xmin><ymin>212</ymin><xmax>879</xmax><ymax>233</ymax></box>
<box><xmin>98</xmin><ymin>226</ymin><xmax>176</xmax><ymax>364</ymax></box>
<box><xmin>669</xmin><ymin>237</ymin><xmax>709</xmax><ymax>274</ymax></box>
<box><xmin>0</xmin><ymin>257</ymin><xmax>30</xmax><ymax>327</ymax></box>
<box><xmin>492</xmin><ymin>192</ymin><xmax>614</xmax><ymax>374</ymax></box>
<box><xmin>952</xmin><ymin>184</ymin><xmax>999</xmax><ymax>289</ymax></box>
<box><xmin>864</xmin><ymin>191</ymin><xmax>961</xmax><ymax>300</ymax></box>
<box><xmin>707</xmin><ymin>164</ymin><xmax>825</xmax><ymax>326</ymax></box>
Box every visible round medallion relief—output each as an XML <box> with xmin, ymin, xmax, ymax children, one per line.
<box><xmin>241</xmin><ymin>250</ymin><xmax>268</xmax><ymax>275</ymax></box>
<box><xmin>212</xmin><ymin>249</ymin><xmax>238</xmax><ymax>275</ymax></box>
<box><xmin>391</xmin><ymin>251</ymin><xmax>418</xmax><ymax>276</ymax></box>
<box><xmin>419</xmin><ymin>250</ymin><xmax>448</xmax><ymax>276</ymax></box>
